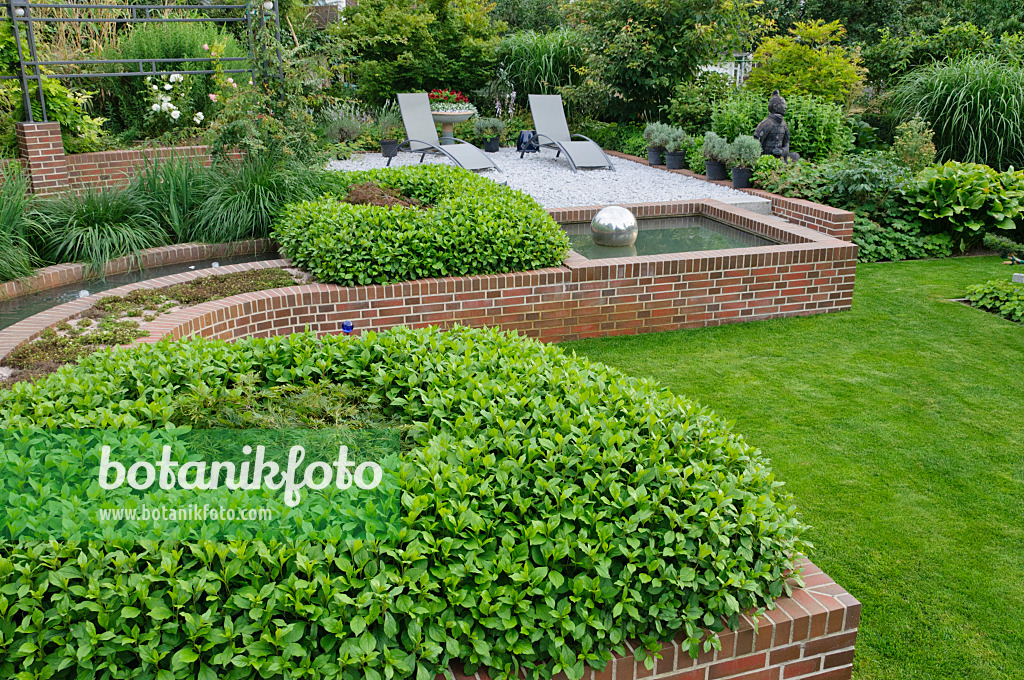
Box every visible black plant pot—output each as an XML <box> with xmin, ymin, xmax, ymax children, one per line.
<box><xmin>665</xmin><ymin>151</ymin><xmax>687</xmax><ymax>170</ymax></box>
<box><xmin>705</xmin><ymin>159</ymin><xmax>727</xmax><ymax>180</ymax></box>
<box><xmin>484</xmin><ymin>137</ymin><xmax>500</xmax><ymax>153</ymax></box>
<box><xmin>380</xmin><ymin>139</ymin><xmax>400</xmax><ymax>158</ymax></box>
<box><xmin>731</xmin><ymin>167</ymin><xmax>754</xmax><ymax>189</ymax></box>
<box><xmin>647</xmin><ymin>146</ymin><xmax>665</xmax><ymax>165</ymax></box>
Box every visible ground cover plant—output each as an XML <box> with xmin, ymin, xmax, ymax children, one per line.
<box><xmin>964</xmin><ymin>278</ymin><xmax>1024</xmax><ymax>323</ymax></box>
<box><xmin>0</xmin><ymin>325</ymin><xmax>808</xmax><ymax>679</ymax></box>
<box><xmin>565</xmin><ymin>256</ymin><xmax>1024</xmax><ymax>680</ymax></box>
<box><xmin>275</xmin><ymin>165</ymin><xmax>569</xmax><ymax>285</ymax></box>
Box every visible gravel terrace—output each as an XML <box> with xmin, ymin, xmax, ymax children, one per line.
<box><xmin>327</xmin><ymin>147</ymin><xmax>767</xmax><ymax>210</ymax></box>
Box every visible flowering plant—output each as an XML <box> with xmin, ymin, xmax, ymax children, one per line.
<box><xmin>143</xmin><ymin>73</ymin><xmax>205</xmax><ymax>130</ymax></box>
<box><xmin>428</xmin><ymin>89</ymin><xmax>477</xmax><ymax>114</ymax></box>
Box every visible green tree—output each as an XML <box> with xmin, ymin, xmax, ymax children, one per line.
<box><xmin>563</xmin><ymin>0</ymin><xmax>763</xmax><ymax>121</ymax></box>
<box><xmin>745</xmin><ymin>20</ymin><xmax>865</xmax><ymax>106</ymax></box>
<box><xmin>332</xmin><ymin>0</ymin><xmax>503</xmax><ymax>106</ymax></box>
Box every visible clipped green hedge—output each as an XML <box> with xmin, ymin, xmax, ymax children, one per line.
<box><xmin>274</xmin><ymin>165</ymin><xmax>569</xmax><ymax>286</ymax></box>
<box><xmin>965</xmin><ymin>279</ymin><xmax>1024</xmax><ymax>323</ymax></box>
<box><xmin>0</xmin><ymin>326</ymin><xmax>807</xmax><ymax>680</ymax></box>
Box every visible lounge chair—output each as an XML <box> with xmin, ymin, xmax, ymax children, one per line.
<box><xmin>389</xmin><ymin>93</ymin><xmax>500</xmax><ymax>173</ymax></box>
<box><xmin>522</xmin><ymin>94</ymin><xmax>614</xmax><ymax>172</ymax></box>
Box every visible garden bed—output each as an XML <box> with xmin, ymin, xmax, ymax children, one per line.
<box><xmin>0</xmin><ymin>325</ymin><xmax>857</xmax><ymax>679</ymax></box>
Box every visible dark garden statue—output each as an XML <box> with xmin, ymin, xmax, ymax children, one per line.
<box><xmin>753</xmin><ymin>90</ymin><xmax>801</xmax><ymax>162</ymax></box>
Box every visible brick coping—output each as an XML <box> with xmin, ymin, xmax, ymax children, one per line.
<box><xmin>0</xmin><ymin>239</ymin><xmax>277</xmax><ymax>303</ymax></box>
<box><xmin>0</xmin><ymin>259</ymin><xmax>291</xmax><ymax>362</ymax></box>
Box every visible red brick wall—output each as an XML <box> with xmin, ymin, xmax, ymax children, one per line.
<box><xmin>131</xmin><ymin>200</ymin><xmax>856</xmax><ymax>345</ymax></box>
<box><xmin>65</xmin><ymin>145</ymin><xmax>220</xmax><ymax>190</ymax></box>
<box><xmin>15</xmin><ymin>122</ymin><xmax>68</xmax><ymax>194</ymax></box>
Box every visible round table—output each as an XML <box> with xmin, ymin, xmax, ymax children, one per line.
<box><xmin>431</xmin><ymin>111</ymin><xmax>475</xmax><ymax>145</ymax></box>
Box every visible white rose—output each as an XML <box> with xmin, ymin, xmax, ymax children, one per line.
<box><xmin>151</xmin><ymin>104</ymin><xmax>160</xmax><ymax>112</ymax></box>
<box><xmin>152</xmin><ymin>85</ymin><xmax>158</xmax><ymax>91</ymax></box>
<box><xmin>170</xmin><ymin>110</ymin><xmax>180</xmax><ymax>120</ymax></box>
<box><xmin>164</xmin><ymin>84</ymin><xmax>172</xmax><ymax>90</ymax></box>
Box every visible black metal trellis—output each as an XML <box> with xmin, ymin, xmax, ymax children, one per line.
<box><xmin>0</xmin><ymin>0</ymin><xmax>282</xmax><ymax>123</ymax></box>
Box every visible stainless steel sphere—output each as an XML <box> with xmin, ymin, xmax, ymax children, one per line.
<box><xmin>591</xmin><ymin>206</ymin><xmax>638</xmax><ymax>247</ymax></box>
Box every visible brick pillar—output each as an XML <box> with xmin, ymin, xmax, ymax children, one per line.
<box><xmin>15</xmin><ymin>122</ymin><xmax>69</xmax><ymax>194</ymax></box>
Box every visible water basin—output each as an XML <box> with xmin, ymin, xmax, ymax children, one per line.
<box><xmin>0</xmin><ymin>254</ymin><xmax>269</xmax><ymax>332</ymax></box>
<box><xmin>564</xmin><ymin>214</ymin><xmax>779</xmax><ymax>260</ymax></box>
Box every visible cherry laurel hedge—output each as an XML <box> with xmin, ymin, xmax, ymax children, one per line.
<box><xmin>273</xmin><ymin>165</ymin><xmax>570</xmax><ymax>286</ymax></box>
<box><xmin>0</xmin><ymin>326</ymin><xmax>807</xmax><ymax>680</ymax></box>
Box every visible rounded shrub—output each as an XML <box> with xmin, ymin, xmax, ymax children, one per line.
<box><xmin>0</xmin><ymin>325</ymin><xmax>808</xmax><ymax>678</ymax></box>
<box><xmin>712</xmin><ymin>90</ymin><xmax>852</xmax><ymax>162</ymax></box>
<box><xmin>275</xmin><ymin>165</ymin><xmax>570</xmax><ymax>285</ymax></box>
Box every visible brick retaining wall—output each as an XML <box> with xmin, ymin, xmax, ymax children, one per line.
<box><xmin>130</xmin><ymin>199</ymin><xmax>854</xmax><ymax>346</ymax></box>
<box><xmin>448</xmin><ymin>559</ymin><xmax>858</xmax><ymax>680</ymax></box>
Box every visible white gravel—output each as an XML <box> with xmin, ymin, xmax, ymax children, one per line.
<box><xmin>326</xmin><ymin>148</ymin><xmax>765</xmax><ymax>210</ymax></box>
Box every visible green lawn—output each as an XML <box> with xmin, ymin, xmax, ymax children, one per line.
<box><xmin>564</xmin><ymin>256</ymin><xmax>1024</xmax><ymax>680</ymax></box>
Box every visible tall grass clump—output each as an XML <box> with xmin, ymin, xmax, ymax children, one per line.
<box><xmin>0</xmin><ymin>164</ymin><xmax>35</xmax><ymax>282</ymax></box>
<box><xmin>192</xmin><ymin>153</ymin><xmax>325</xmax><ymax>243</ymax></box>
<box><xmin>497</xmin><ymin>28</ymin><xmax>586</xmax><ymax>106</ymax></box>
<box><xmin>891</xmin><ymin>55</ymin><xmax>1024</xmax><ymax>170</ymax></box>
<box><xmin>132</xmin><ymin>155</ymin><xmax>209</xmax><ymax>244</ymax></box>
<box><xmin>30</xmin><ymin>185</ymin><xmax>167</xmax><ymax>274</ymax></box>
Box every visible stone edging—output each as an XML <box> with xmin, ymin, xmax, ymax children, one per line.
<box><xmin>441</xmin><ymin>558</ymin><xmax>858</xmax><ymax>680</ymax></box>
<box><xmin>0</xmin><ymin>259</ymin><xmax>290</xmax><ymax>361</ymax></box>
<box><xmin>603</xmin><ymin>151</ymin><xmax>855</xmax><ymax>241</ymax></box>
<box><xmin>0</xmin><ymin>239</ymin><xmax>277</xmax><ymax>302</ymax></box>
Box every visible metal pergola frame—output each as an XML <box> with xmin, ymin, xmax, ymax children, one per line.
<box><xmin>0</xmin><ymin>0</ymin><xmax>281</xmax><ymax>123</ymax></box>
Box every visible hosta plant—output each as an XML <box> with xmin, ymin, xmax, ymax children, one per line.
<box><xmin>904</xmin><ymin>161</ymin><xmax>1024</xmax><ymax>250</ymax></box>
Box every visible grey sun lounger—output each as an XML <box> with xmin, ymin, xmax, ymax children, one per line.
<box><xmin>389</xmin><ymin>93</ymin><xmax>500</xmax><ymax>172</ymax></box>
<box><xmin>522</xmin><ymin>94</ymin><xmax>614</xmax><ymax>172</ymax></box>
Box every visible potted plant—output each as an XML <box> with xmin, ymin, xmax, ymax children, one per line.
<box><xmin>376</xmin><ymin>101</ymin><xmax>403</xmax><ymax>158</ymax></box>
<box><xmin>727</xmin><ymin>135</ymin><xmax>763</xmax><ymax>189</ymax></box>
<box><xmin>474</xmin><ymin>117</ymin><xmax>506</xmax><ymax>152</ymax></box>
<box><xmin>664</xmin><ymin>127</ymin><xmax>689</xmax><ymax>170</ymax></box>
<box><xmin>429</xmin><ymin>89</ymin><xmax>478</xmax><ymax>145</ymax></box>
<box><xmin>643</xmin><ymin>122</ymin><xmax>672</xmax><ymax>165</ymax></box>
<box><xmin>702</xmin><ymin>131</ymin><xmax>729</xmax><ymax>180</ymax></box>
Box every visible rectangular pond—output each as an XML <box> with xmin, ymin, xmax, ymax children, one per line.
<box><xmin>562</xmin><ymin>214</ymin><xmax>779</xmax><ymax>260</ymax></box>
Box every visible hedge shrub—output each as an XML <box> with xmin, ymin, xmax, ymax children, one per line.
<box><xmin>274</xmin><ymin>165</ymin><xmax>569</xmax><ymax>285</ymax></box>
<box><xmin>0</xmin><ymin>326</ymin><xmax>808</xmax><ymax>680</ymax></box>
<box><xmin>965</xmin><ymin>279</ymin><xmax>1024</xmax><ymax>323</ymax></box>
<box><xmin>712</xmin><ymin>90</ymin><xmax>853</xmax><ymax>162</ymax></box>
